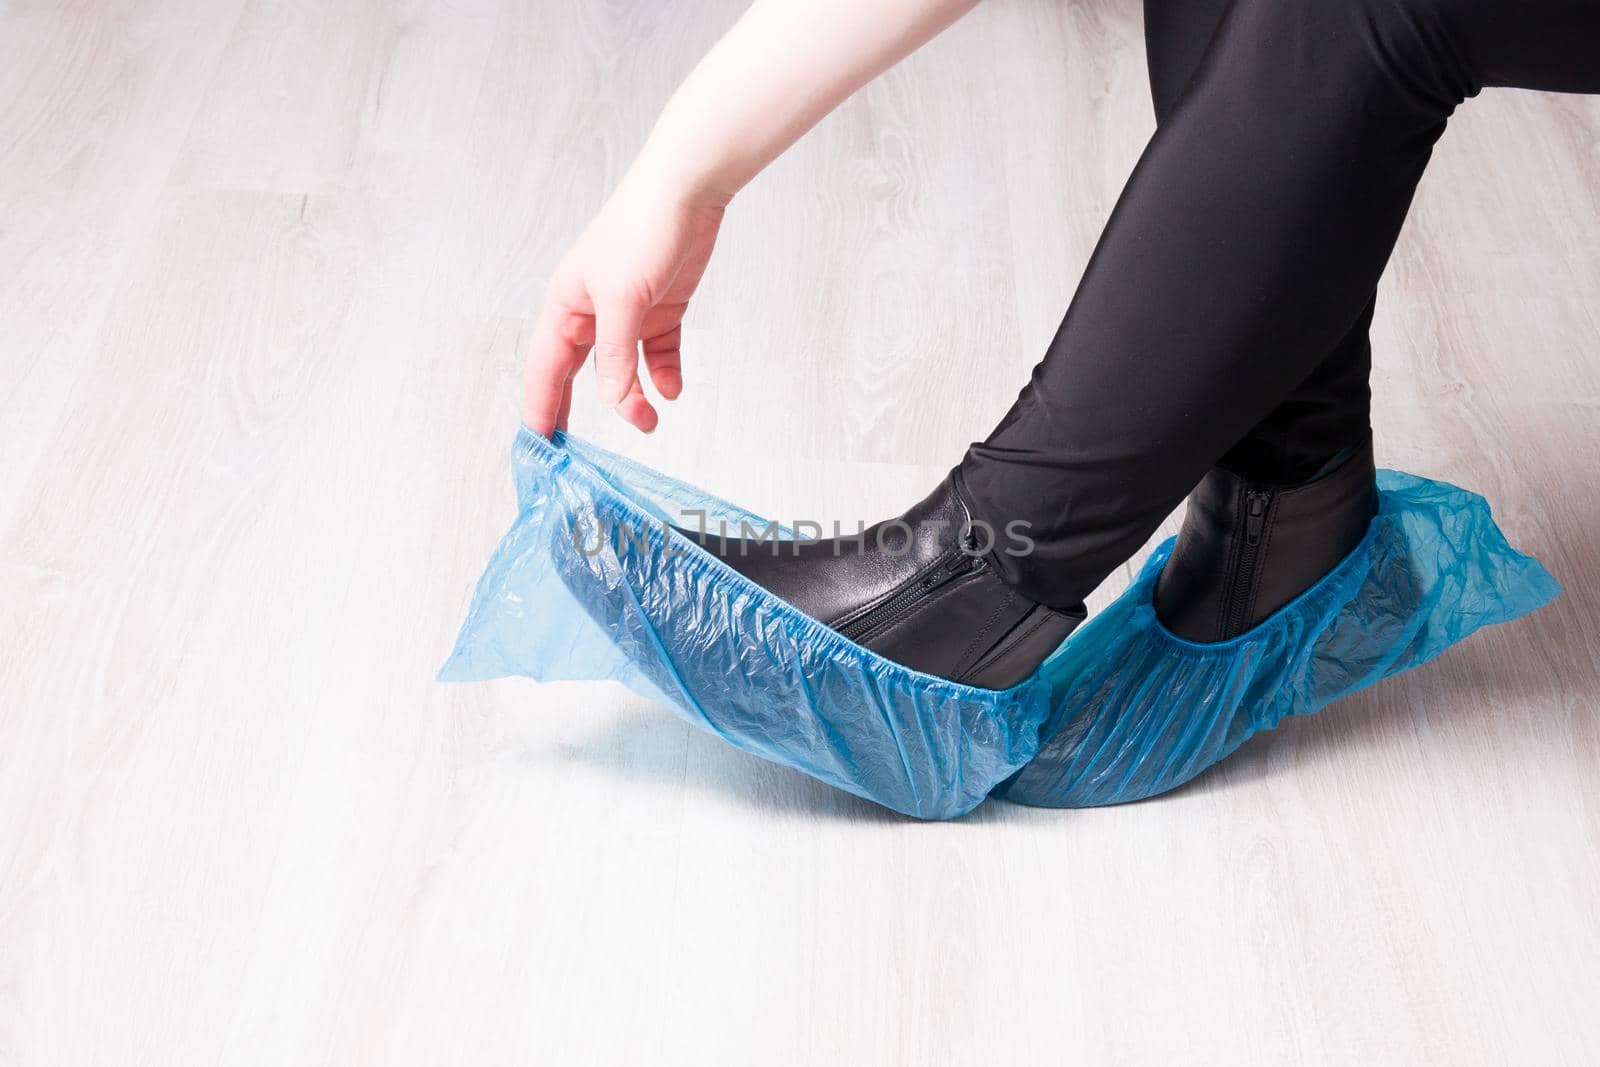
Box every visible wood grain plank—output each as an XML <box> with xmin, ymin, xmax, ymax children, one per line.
<box><xmin>1</xmin><ymin>1</ymin><xmax>1598</xmax><ymax>1064</ymax></box>
<box><xmin>0</xmin><ymin>0</ymin><xmax>245</xmax><ymax>531</ymax></box>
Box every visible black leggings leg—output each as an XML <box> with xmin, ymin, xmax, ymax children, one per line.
<box><xmin>958</xmin><ymin>0</ymin><xmax>1600</xmax><ymax>610</ymax></box>
<box><xmin>1145</xmin><ymin>0</ymin><xmax>1375</xmax><ymax>486</ymax></box>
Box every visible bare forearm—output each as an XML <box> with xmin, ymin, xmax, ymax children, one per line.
<box><xmin>524</xmin><ymin>0</ymin><xmax>978</xmax><ymax>434</ymax></box>
<box><xmin>628</xmin><ymin>0</ymin><xmax>981</xmax><ymax>204</ymax></box>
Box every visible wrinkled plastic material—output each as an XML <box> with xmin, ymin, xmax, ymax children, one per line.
<box><xmin>441</xmin><ymin>429</ymin><xmax>1559</xmax><ymax>819</ymax></box>
<box><xmin>439</xmin><ymin>429</ymin><xmax>1055</xmax><ymax>820</ymax></box>
<box><xmin>997</xmin><ymin>468</ymin><xmax>1562</xmax><ymax>807</ymax></box>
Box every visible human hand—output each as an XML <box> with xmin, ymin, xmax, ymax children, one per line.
<box><xmin>521</xmin><ymin>174</ymin><xmax>726</xmax><ymax>435</ymax></box>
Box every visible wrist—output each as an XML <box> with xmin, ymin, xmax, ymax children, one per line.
<box><xmin>617</xmin><ymin>153</ymin><xmax>737</xmax><ymax>214</ymax></box>
<box><xmin>622</xmin><ymin>101</ymin><xmax>751</xmax><ymax>211</ymax></box>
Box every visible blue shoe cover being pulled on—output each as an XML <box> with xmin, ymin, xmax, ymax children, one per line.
<box><xmin>441</xmin><ymin>429</ymin><xmax>1559</xmax><ymax>820</ymax></box>
<box><xmin>439</xmin><ymin>429</ymin><xmax>1056</xmax><ymax>820</ymax></box>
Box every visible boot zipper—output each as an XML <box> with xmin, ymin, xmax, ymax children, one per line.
<box><xmin>837</xmin><ymin>547</ymin><xmax>984</xmax><ymax>643</ymax></box>
<box><xmin>1221</xmin><ymin>488</ymin><xmax>1273</xmax><ymax>638</ymax></box>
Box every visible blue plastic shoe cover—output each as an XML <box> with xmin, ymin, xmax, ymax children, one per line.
<box><xmin>438</xmin><ymin>429</ymin><xmax>1057</xmax><ymax>820</ymax></box>
<box><xmin>441</xmin><ymin>430</ymin><xmax>1560</xmax><ymax>820</ymax></box>
<box><xmin>995</xmin><ymin>469</ymin><xmax>1561</xmax><ymax>808</ymax></box>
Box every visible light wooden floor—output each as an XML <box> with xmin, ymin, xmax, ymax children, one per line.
<box><xmin>3</xmin><ymin>1</ymin><xmax>1597</xmax><ymax>1064</ymax></box>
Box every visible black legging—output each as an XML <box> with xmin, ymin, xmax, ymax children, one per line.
<box><xmin>1145</xmin><ymin>0</ymin><xmax>1376</xmax><ymax>489</ymax></box>
<box><xmin>957</xmin><ymin>0</ymin><xmax>1600</xmax><ymax>610</ymax></box>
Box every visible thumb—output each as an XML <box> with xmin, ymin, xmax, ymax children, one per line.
<box><xmin>591</xmin><ymin>289</ymin><xmax>648</xmax><ymax>408</ymax></box>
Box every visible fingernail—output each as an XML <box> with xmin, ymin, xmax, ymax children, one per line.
<box><xmin>657</xmin><ymin>369</ymin><xmax>682</xmax><ymax>400</ymax></box>
<box><xmin>597</xmin><ymin>375</ymin><xmax>625</xmax><ymax>407</ymax></box>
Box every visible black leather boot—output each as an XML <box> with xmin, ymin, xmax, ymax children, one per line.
<box><xmin>1155</xmin><ymin>437</ymin><xmax>1379</xmax><ymax>642</ymax></box>
<box><xmin>679</xmin><ymin>475</ymin><xmax>1085</xmax><ymax>689</ymax></box>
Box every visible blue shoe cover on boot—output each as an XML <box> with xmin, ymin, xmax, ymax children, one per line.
<box><xmin>441</xmin><ymin>430</ymin><xmax>1559</xmax><ymax>820</ymax></box>
<box><xmin>994</xmin><ymin>469</ymin><xmax>1561</xmax><ymax>809</ymax></box>
<box><xmin>438</xmin><ymin>428</ymin><xmax>1056</xmax><ymax>820</ymax></box>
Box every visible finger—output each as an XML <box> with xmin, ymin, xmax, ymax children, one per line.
<box><xmin>522</xmin><ymin>304</ymin><xmax>585</xmax><ymax>436</ymax></box>
<box><xmin>555</xmin><ymin>378</ymin><xmax>574</xmax><ymax>433</ymax></box>
<box><xmin>615</xmin><ymin>378</ymin><xmax>658</xmax><ymax>434</ymax></box>
<box><xmin>552</xmin><ymin>361</ymin><xmax>575</xmax><ymax>433</ymax></box>
<box><xmin>591</xmin><ymin>287</ymin><xmax>649</xmax><ymax>410</ymax></box>
<box><xmin>642</xmin><ymin>323</ymin><xmax>683</xmax><ymax>400</ymax></box>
